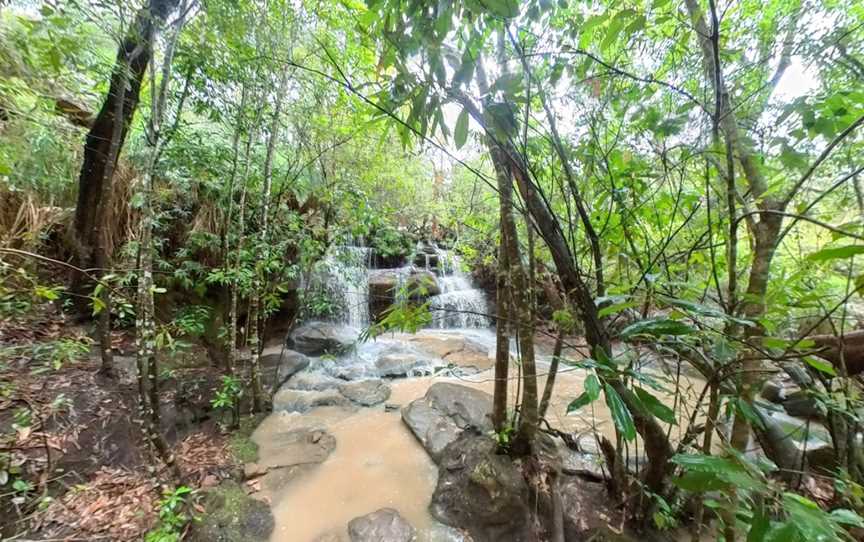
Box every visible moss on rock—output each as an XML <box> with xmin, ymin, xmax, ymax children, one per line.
<box><xmin>188</xmin><ymin>480</ymin><xmax>273</xmax><ymax>542</ymax></box>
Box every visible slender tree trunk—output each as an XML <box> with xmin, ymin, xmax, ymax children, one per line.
<box><xmin>248</xmin><ymin>66</ymin><xmax>290</xmax><ymax>412</ymax></box>
<box><xmin>488</xmin><ymin>143</ymin><xmax>538</xmax><ymax>455</ymax></box>
<box><xmin>539</xmin><ymin>328</ymin><xmax>564</xmax><ymax>420</ymax></box>
<box><xmin>135</xmin><ymin>1</ymin><xmax>187</xmax><ymax>480</ymax></box>
<box><xmin>493</xmin><ymin>223</ymin><xmax>511</xmax><ymax>432</ymax></box>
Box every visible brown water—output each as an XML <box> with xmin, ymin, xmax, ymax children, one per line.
<box><xmin>255</xmin><ymin>363</ymin><xmax>704</xmax><ymax>541</ymax></box>
<box><xmin>257</xmin><ymin>403</ymin><xmax>439</xmax><ymax>541</ymax></box>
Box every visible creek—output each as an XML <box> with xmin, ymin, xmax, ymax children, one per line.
<box><xmin>251</xmin><ymin>243</ymin><xmax>700</xmax><ymax>541</ymax></box>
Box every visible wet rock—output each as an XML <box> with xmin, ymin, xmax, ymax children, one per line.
<box><xmin>430</xmin><ymin>433</ymin><xmax>531</xmax><ymax>541</ymax></box>
<box><xmin>558</xmin><ymin>478</ymin><xmax>631</xmax><ymax>542</ymax></box>
<box><xmin>406</xmin><ymin>271</ymin><xmax>440</xmax><ymax>297</ymax></box>
<box><xmin>286</xmin><ymin>371</ymin><xmax>341</xmax><ymax>391</ymax></box>
<box><xmin>369</xmin><ymin>271</ymin><xmax>401</xmax><ymax>321</ymax></box>
<box><xmin>188</xmin><ymin>480</ymin><xmax>274</xmax><ymax>542</ymax></box>
<box><xmin>339</xmin><ymin>379</ymin><xmax>392</xmax><ymax>406</ymax></box>
<box><xmin>376</xmin><ymin>353</ymin><xmax>430</xmax><ymax>378</ymax></box>
<box><xmin>558</xmin><ymin>441</ymin><xmax>605</xmax><ymax>481</ymax></box>
<box><xmin>348</xmin><ymin>508</ymin><xmax>417</xmax><ymax>542</ymax></box>
<box><xmin>782</xmin><ymin>390</ymin><xmax>824</xmax><ymax>419</ymax></box>
<box><xmin>406</xmin><ymin>332</ymin><xmax>492</xmax><ymax>372</ymax></box>
<box><xmin>288</xmin><ymin>322</ymin><xmax>356</xmax><ymax>356</ymax></box>
<box><xmin>264</xmin><ymin>349</ymin><xmax>311</xmax><ymax>390</ymax></box>
<box><xmin>761</xmin><ymin>379</ymin><xmax>787</xmax><ymax>403</ymax></box>
<box><xmin>402</xmin><ymin>382</ymin><xmax>493</xmax><ymax>462</ymax></box>
<box><xmin>250</xmin><ymin>427</ymin><xmax>337</xmax><ymax>473</ymax></box>
<box><xmin>414</xmin><ymin>252</ymin><xmax>439</xmax><ymax>271</ymax></box>
<box><xmin>755</xmin><ymin>405</ymin><xmax>835</xmax><ymax>474</ymax></box>
<box><xmin>273</xmin><ymin>388</ymin><xmax>353</xmax><ymax>413</ymax></box>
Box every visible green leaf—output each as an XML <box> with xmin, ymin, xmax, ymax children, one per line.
<box><xmin>566</xmin><ymin>373</ymin><xmax>600</xmax><ymax>413</ymax></box>
<box><xmin>747</xmin><ymin>501</ymin><xmax>771</xmax><ymax>542</ymax></box>
<box><xmin>804</xmin><ymin>356</ymin><xmax>837</xmax><ymax>376</ymax></box>
<box><xmin>481</xmin><ymin>0</ymin><xmax>520</xmax><ymax>18</ymax></box>
<box><xmin>634</xmin><ymin>387</ymin><xmax>676</xmax><ymax>424</ymax></box>
<box><xmin>454</xmin><ymin>108</ymin><xmax>469</xmax><ymax>149</ymax></box>
<box><xmin>601</xmin><ymin>9</ymin><xmax>635</xmax><ymax>51</ymax></box>
<box><xmin>672</xmin><ymin>454</ymin><xmax>763</xmax><ymax>490</ymax></box>
<box><xmin>783</xmin><ymin>492</ymin><xmax>840</xmax><ymax>541</ymax></box>
<box><xmin>604</xmin><ymin>383</ymin><xmax>636</xmax><ymax>440</ymax></box>
<box><xmin>830</xmin><ymin>508</ymin><xmax>864</xmax><ymax>527</ymax></box>
<box><xmin>807</xmin><ymin>245</ymin><xmax>864</xmax><ymax>261</ymax></box>
<box><xmin>619</xmin><ymin>318</ymin><xmax>694</xmax><ymax>339</ymax></box>
<box><xmin>673</xmin><ymin>471</ymin><xmax>730</xmax><ymax>492</ymax></box>
<box><xmin>598</xmin><ymin>300</ymin><xmax>638</xmax><ymax>318</ymax></box>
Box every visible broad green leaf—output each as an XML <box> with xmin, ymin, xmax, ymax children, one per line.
<box><xmin>747</xmin><ymin>501</ymin><xmax>771</xmax><ymax>542</ymax></box>
<box><xmin>604</xmin><ymin>383</ymin><xmax>635</xmax><ymax>441</ymax></box>
<box><xmin>830</xmin><ymin>508</ymin><xmax>864</xmax><ymax>527</ymax></box>
<box><xmin>566</xmin><ymin>373</ymin><xmax>600</xmax><ymax>413</ymax></box>
<box><xmin>807</xmin><ymin>245</ymin><xmax>864</xmax><ymax>261</ymax></box>
<box><xmin>454</xmin><ymin>108</ymin><xmax>469</xmax><ymax>149</ymax></box>
<box><xmin>598</xmin><ymin>300</ymin><xmax>638</xmax><ymax>318</ymax></box>
<box><xmin>634</xmin><ymin>387</ymin><xmax>676</xmax><ymax>424</ymax></box>
<box><xmin>673</xmin><ymin>471</ymin><xmax>730</xmax><ymax>492</ymax></box>
<box><xmin>804</xmin><ymin>356</ymin><xmax>837</xmax><ymax>376</ymax></box>
<box><xmin>783</xmin><ymin>492</ymin><xmax>839</xmax><ymax>541</ymax></box>
<box><xmin>672</xmin><ymin>454</ymin><xmax>763</xmax><ymax>490</ymax></box>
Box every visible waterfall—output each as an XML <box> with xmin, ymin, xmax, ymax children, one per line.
<box><xmin>306</xmin><ymin>244</ymin><xmax>371</xmax><ymax>328</ymax></box>
<box><xmin>306</xmin><ymin>240</ymin><xmax>489</xmax><ymax>331</ymax></box>
<box><xmin>427</xmin><ymin>250</ymin><xmax>490</xmax><ymax>329</ymax></box>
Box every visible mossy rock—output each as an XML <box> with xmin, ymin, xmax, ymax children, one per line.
<box><xmin>228</xmin><ymin>414</ymin><xmax>264</xmax><ymax>464</ymax></box>
<box><xmin>188</xmin><ymin>480</ymin><xmax>273</xmax><ymax>542</ymax></box>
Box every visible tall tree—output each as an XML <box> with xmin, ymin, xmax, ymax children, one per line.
<box><xmin>72</xmin><ymin>0</ymin><xmax>181</xmax><ymax>374</ymax></box>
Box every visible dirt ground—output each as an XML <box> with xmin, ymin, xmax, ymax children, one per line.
<box><xmin>0</xmin><ymin>302</ymin><xmax>244</xmax><ymax>541</ymax></box>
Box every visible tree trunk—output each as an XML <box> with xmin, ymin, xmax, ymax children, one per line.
<box><xmin>488</xmin><ymin>143</ymin><xmax>538</xmax><ymax>456</ymax></box>
<box><xmin>539</xmin><ymin>328</ymin><xmax>564</xmax><ymax>420</ymax></box>
<box><xmin>72</xmin><ymin>0</ymin><xmax>179</xmax><ymax>285</ymax></box>
<box><xmin>492</xmin><ymin>218</ymin><xmax>511</xmax><ymax>433</ymax></box>
<box><xmin>249</xmin><ymin>66</ymin><xmax>290</xmax><ymax>413</ymax></box>
<box><xmin>135</xmin><ymin>0</ymin><xmax>187</xmax><ymax>480</ymax></box>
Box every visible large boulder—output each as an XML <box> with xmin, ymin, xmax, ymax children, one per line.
<box><xmin>339</xmin><ymin>379</ymin><xmax>391</xmax><ymax>406</ymax></box>
<box><xmin>376</xmin><ymin>353</ymin><xmax>431</xmax><ymax>378</ymax></box>
<box><xmin>285</xmin><ymin>371</ymin><xmax>341</xmax><ymax>391</ymax></box>
<box><xmin>369</xmin><ymin>271</ymin><xmax>401</xmax><ymax>322</ymax></box>
<box><xmin>406</xmin><ymin>332</ymin><xmax>492</xmax><ymax>372</ymax></box>
<box><xmin>430</xmin><ymin>434</ymin><xmax>531</xmax><ymax>542</ymax></box>
<box><xmin>754</xmin><ymin>405</ymin><xmax>835</xmax><ymax>474</ymax></box>
<box><xmin>273</xmin><ymin>388</ymin><xmax>353</xmax><ymax>413</ymax></box>
<box><xmin>263</xmin><ymin>349</ymin><xmax>310</xmax><ymax>390</ymax></box>
<box><xmin>188</xmin><ymin>481</ymin><xmax>273</xmax><ymax>542</ymax></box>
<box><xmin>288</xmin><ymin>322</ymin><xmax>356</xmax><ymax>356</ymax></box>
<box><xmin>347</xmin><ymin>508</ymin><xmax>416</xmax><ymax>542</ymax></box>
<box><xmin>401</xmin><ymin>382</ymin><xmax>493</xmax><ymax>462</ymax></box>
<box><xmin>782</xmin><ymin>390</ymin><xmax>824</xmax><ymax>419</ymax></box>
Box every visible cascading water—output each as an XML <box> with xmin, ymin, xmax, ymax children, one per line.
<box><xmin>426</xmin><ymin>247</ymin><xmax>491</xmax><ymax>329</ymax></box>
<box><xmin>306</xmin><ymin>240</ymin><xmax>489</xmax><ymax>335</ymax></box>
<box><xmin>305</xmin><ymin>244</ymin><xmax>372</xmax><ymax>329</ymax></box>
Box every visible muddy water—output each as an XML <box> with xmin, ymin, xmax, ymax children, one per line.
<box><xmin>257</xmin><ymin>358</ymin><xmax>704</xmax><ymax>541</ymax></box>
<box><xmin>257</xmin><ymin>405</ymin><xmax>438</xmax><ymax>541</ymax></box>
